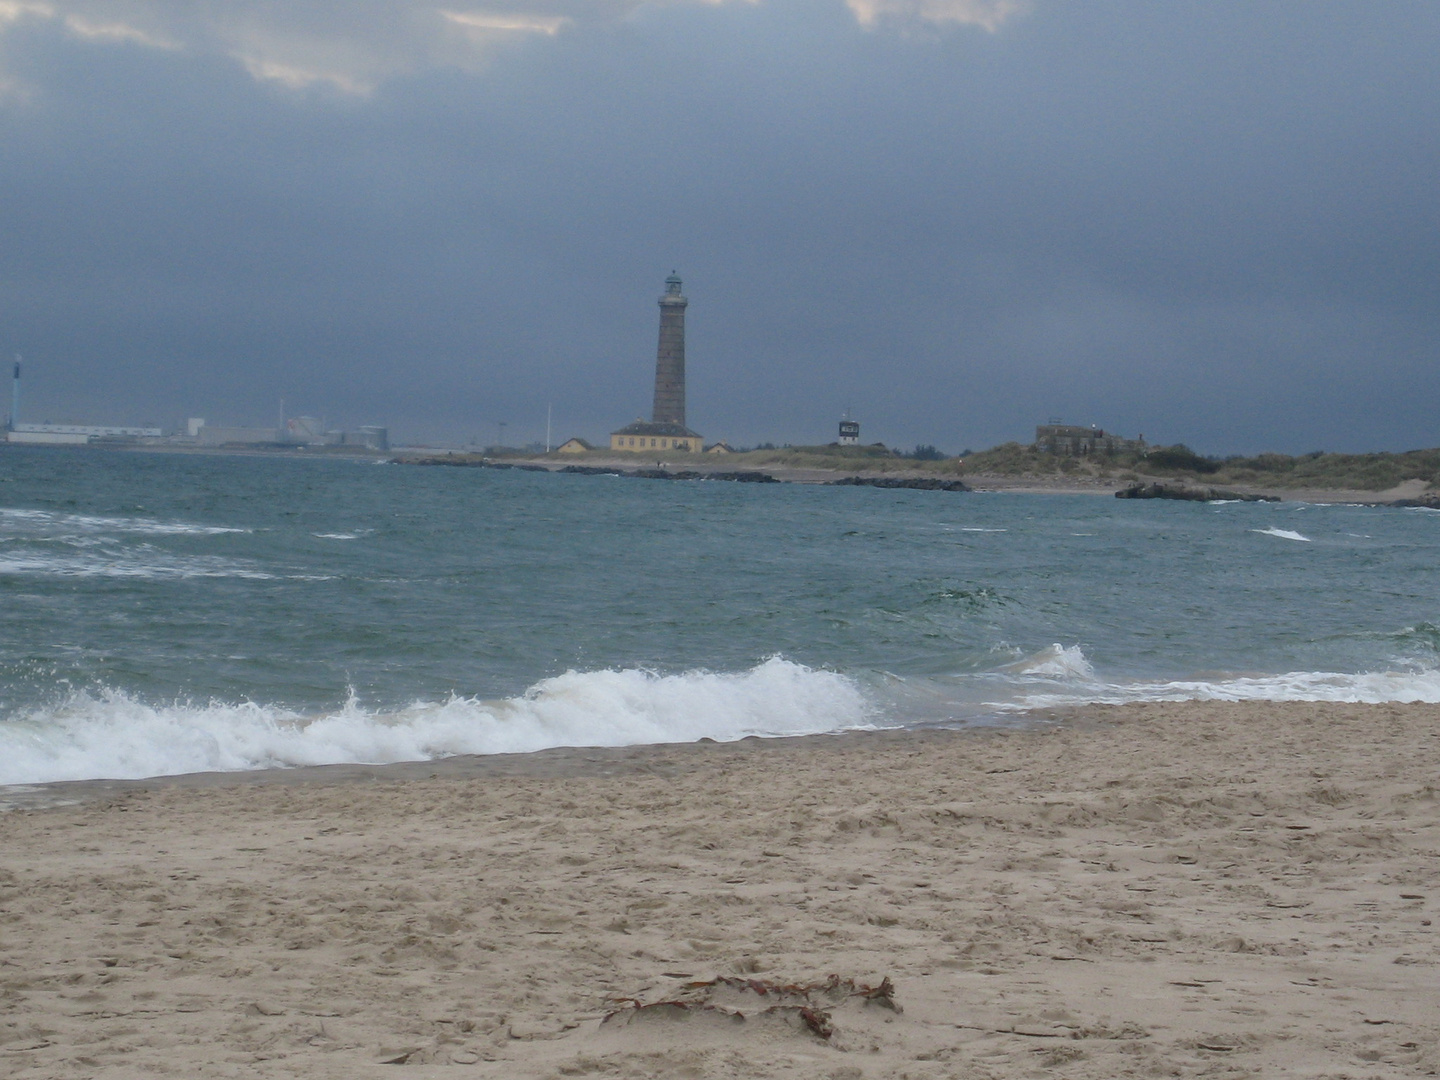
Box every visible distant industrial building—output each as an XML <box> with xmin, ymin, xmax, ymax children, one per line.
<box><xmin>1034</xmin><ymin>421</ymin><xmax>1143</xmax><ymax>456</ymax></box>
<box><xmin>6</xmin><ymin>359</ymin><xmax>17</xmax><ymax>434</ymax></box>
<box><xmin>9</xmin><ymin>423</ymin><xmax>163</xmax><ymax>446</ymax></box>
<box><xmin>192</xmin><ymin>424</ymin><xmax>280</xmax><ymax>446</ymax></box>
<box><xmin>2</xmin><ymin>362</ymin><xmax>387</xmax><ymax>451</ymax></box>
<box><xmin>282</xmin><ymin>416</ymin><xmax>389</xmax><ymax>450</ymax></box>
<box><xmin>611</xmin><ymin>273</ymin><xmax>704</xmax><ymax>453</ymax></box>
<box><xmin>4</xmin><ymin>359</ymin><xmax>168</xmax><ymax>444</ymax></box>
<box><xmin>189</xmin><ymin>417</ymin><xmax>388</xmax><ymax>451</ymax></box>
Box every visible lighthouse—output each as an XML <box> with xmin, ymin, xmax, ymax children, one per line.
<box><xmin>652</xmin><ymin>272</ymin><xmax>688</xmax><ymax>427</ymax></box>
<box><xmin>610</xmin><ymin>273</ymin><xmax>705</xmax><ymax>453</ymax></box>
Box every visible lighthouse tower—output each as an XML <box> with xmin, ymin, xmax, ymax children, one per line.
<box><xmin>610</xmin><ymin>273</ymin><xmax>704</xmax><ymax>453</ymax></box>
<box><xmin>652</xmin><ymin>272</ymin><xmax>688</xmax><ymax>427</ymax></box>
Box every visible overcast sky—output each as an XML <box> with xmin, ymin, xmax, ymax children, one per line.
<box><xmin>1</xmin><ymin>1</ymin><xmax>1436</xmax><ymax>453</ymax></box>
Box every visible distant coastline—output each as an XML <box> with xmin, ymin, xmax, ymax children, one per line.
<box><xmin>395</xmin><ymin>447</ymin><xmax>1439</xmax><ymax>505</ymax></box>
<box><xmin>7</xmin><ymin>438</ymin><xmax>1440</xmax><ymax>505</ymax></box>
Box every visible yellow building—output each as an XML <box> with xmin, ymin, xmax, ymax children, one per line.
<box><xmin>609</xmin><ymin>419</ymin><xmax>703</xmax><ymax>453</ymax></box>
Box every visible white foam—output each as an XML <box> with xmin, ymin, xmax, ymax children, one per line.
<box><xmin>1001</xmin><ymin>643</ymin><xmax>1097</xmax><ymax>680</ymax></box>
<box><xmin>995</xmin><ymin>667</ymin><xmax>1440</xmax><ymax>711</ymax></box>
<box><xmin>313</xmin><ymin>533</ymin><xmax>360</xmax><ymax>540</ymax></box>
<box><xmin>0</xmin><ymin>658</ymin><xmax>870</xmax><ymax>785</ymax></box>
<box><xmin>0</xmin><ymin>508</ymin><xmax>248</xmax><ymax>537</ymax></box>
<box><xmin>1253</xmin><ymin>527</ymin><xmax>1311</xmax><ymax>542</ymax></box>
<box><xmin>0</xmin><ymin>551</ymin><xmax>282</xmax><ymax>580</ymax></box>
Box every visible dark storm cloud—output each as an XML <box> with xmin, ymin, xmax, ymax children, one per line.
<box><xmin>0</xmin><ymin>0</ymin><xmax>1435</xmax><ymax>452</ymax></box>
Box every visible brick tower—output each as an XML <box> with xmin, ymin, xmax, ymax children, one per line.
<box><xmin>609</xmin><ymin>273</ymin><xmax>703</xmax><ymax>453</ymax></box>
<box><xmin>651</xmin><ymin>272</ymin><xmax>688</xmax><ymax>427</ymax></box>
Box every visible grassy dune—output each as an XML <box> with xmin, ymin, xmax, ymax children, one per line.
<box><xmin>712</xmin><ymin>445</ymin><xmax>967</xmax><ymax>474</ymax></box>
<box><xmin>526</xmin><ymin>441</ymin><xmax>1440</xmax><ymax>491</ymax></box>
<box><xmin>959</xmin><ymin>443</ymin><xmax>1440</xmax><ymax>490</ymax></box>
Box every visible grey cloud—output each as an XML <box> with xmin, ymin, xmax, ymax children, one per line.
<box><xmin>4</xmin><ymin>0</ymin><xmax>1007</xmax><ymax>95</ymax></box>
<box><xmin>0</xmin><ymin>1</ymin><xmax>1436</xmax><ymax>452</ymax></box>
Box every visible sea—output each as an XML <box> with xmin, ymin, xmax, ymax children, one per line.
<box><xmin>2</xmin><ymin>446</ymin><xmax>1438</xmax><ymax>787</ymax></box>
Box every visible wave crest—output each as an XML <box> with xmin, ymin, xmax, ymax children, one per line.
<box><xmin>1001</xmin><ymin>643</ymin><xmax>1097</xmax><ymax>680</ymax></box>
<box><xmin>0</xmin><ymin>658</ymin><xmax>870</xmax><ymax>786</ymax></box>
<box><xmin>1253</xmin><ymin>527</ymin><xmax>1311</xmax><ymax>542</ymax></box>
<box><xmin>996</xmin><ymin>667</ymin><xmax>1440</xmax><ymax>711</ymax></box>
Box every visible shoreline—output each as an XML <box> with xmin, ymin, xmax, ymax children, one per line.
<box><xmin>398</xmin><ymin>450</ymin><xmax>1431</xmax><ymax>504</ymax></box>
<box><xmin>5</xmin><ymin>440</ymin><xmax>1431</xmax><ymax>503</ymax></box>
<box><xmin>0</xmin><ymin>724</ymin><xmax>1048</xmax><ymax>812</ymax></box>
<box><xmin>3</xmin><ymin>700</ymin><xmax>1436</xmax><ymax>1077</ymax></box>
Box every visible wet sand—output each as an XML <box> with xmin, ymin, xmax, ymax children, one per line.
<box><xmin>2</xmin><ymin>701</ymin><xmax>1437</xmax><ymax>1078</ymax></box>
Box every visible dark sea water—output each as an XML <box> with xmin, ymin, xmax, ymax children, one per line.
<box><xmin>2</xmin><ymin>446</ymin><xmax>1438</xmax><ymax>784</ymax></box>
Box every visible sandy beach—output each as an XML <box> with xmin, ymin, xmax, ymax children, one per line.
<box><xmin>2</xmin><ymin>701</ymin><xmax>1437</xmax><ymax>1078</ymax></box>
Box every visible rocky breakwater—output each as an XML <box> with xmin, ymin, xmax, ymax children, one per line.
<box><xmin>630</xmin><ymin>469</ymin><xmax>780</xmax><ymax>483</ymax></box>
<box><xmin>1389</xmin><ymin>492</ymin><xmax>1440</xmax><ymax>509</ymax></box>
<box><xmin>1116</xmin><ymin>482</ymin><xmax>1279</xmax><ymax>503</ymax></box>
<box><xmin>827</xmin><ymin>476</ymin><xmax>971</xmax><ymax>492</ymax></box>
<box><xmin>402</xmin><ymin>456</ymin><xmax>549</xmax><ymax>471</ymax></box>
<box><xmin>703</xmin><ymin>471</ymin><xmax>782</xmax><ymax>483</ymax></box>
<box><xmin>562</xmin><ymin>466</ymin><xmax>781</xmax><ymax>483</ymax></box>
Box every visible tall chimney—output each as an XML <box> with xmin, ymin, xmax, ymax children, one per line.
<box><xmin>8</xmin><ymin>356</ymin><xmax>18</xmax><ymax>432</ymax></box>
<box><xmin>651</xmin><ymin>272</ymin><xmax>688</xmax><ymax>427</ymax></box>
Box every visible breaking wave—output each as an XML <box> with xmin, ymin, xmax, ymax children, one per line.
<box><xmin>0</xmin><ymin>658</ymin><xmax>871</xmax><ymax>786</ymax></box>
<box><xmin>991</xmin><ymin>665</ymin><xmax>1440</xmax><ymax>710</ymax></box>
<box><xmin>940</xmin><ymin>645</ymin><xmax>1440</xmax><ymax>715</ymax></box>
<box><xmin>1253</xmin><ymin>527</ymin><xmax>1311</xmax><ymax>542</ymax></box>
<box><xmin>1001</xmin><ymin>643</ymin><xmax>1097</xmax><ymax>680</ymax></box>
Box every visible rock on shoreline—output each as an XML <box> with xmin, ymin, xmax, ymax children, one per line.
<box><xmin>827</xmin><ymin>476</ymin><xmax>971</xmax><ymax>492</ymax></box>
<box><xmin>402</xmin><ymin>458</ymin><xmax>781</xmax><ymax>483</ymax></box>
<box><xmin>1116</xmin><ymin>482</ymin><xmax>1279</xmax><ymax>503</ymax></box>
<box><xmin>625</xmin><ymin>468</ymin><xmax>781</xmax><ymax>483</ymax></box>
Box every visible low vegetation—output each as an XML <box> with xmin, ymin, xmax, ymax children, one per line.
<box><xmin>960</xmin><ymin>443</ymin><xmax>1440</xmax><ymax>490</ymax></box>
<box><xmin>525</xmin><ymin>440</ymin><xmax>1440</xmax><ymax>491</ymax></box>
<box><xmin>718</xmin><ymin>444</ymin><xmax>967</xmax><ymax>474</ymax></box>
<box><xmin>1205</xmin><ymin>448</ymin><xmax>1440</xmax><ymax>491</ymax></box>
